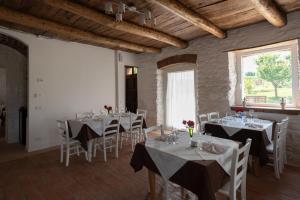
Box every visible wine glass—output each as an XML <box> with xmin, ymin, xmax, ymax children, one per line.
<box><xmin>249</xmin><ymin>109</ymin><xmax>255</xmax><ymax>123</ymax></box>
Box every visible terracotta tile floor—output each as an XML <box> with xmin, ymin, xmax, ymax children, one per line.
<box><xmin>0</xmin><ymin>144</ymin><xmax>299</xmax><ymax>200</ymax></box>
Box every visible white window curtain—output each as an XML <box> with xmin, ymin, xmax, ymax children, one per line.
<box><xmin>166</xmin><ymin>70</ymin><xmax>196</xmax><ymax>129</ymax></box>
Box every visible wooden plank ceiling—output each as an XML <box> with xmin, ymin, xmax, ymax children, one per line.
<box><xmin>0</xmin><ymin>0</ymin><xmax>300</xmax><ymax>53</ymax></box>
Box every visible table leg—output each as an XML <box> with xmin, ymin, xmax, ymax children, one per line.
<box><xmin>252</xmin><ymin>156</ymin><xmax>261</xmax><ymax>176</ymax></box>
<box><xmin>148</xmin><ymin>169</ymin><xmax>156</xmax><ymax>200</ymax></box>
<box><xmin>87</xmin><ymin>140</ymin><xmax>93</xmax><ymax>162</ymax></box>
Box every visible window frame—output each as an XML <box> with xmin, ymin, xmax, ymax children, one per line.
<box><xmin>234</xmin><ymin>40</ymin><xmax>300</xmax><ymax>108</ymax></box>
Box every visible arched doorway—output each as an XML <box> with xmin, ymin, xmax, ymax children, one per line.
<box><xmin>0</xmin><ymin>32</ymin><xmax>28</xmax><ymax>156</ymax></box>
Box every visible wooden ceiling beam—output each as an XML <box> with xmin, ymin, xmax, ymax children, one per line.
<box><xmin>250</xmin><ymin>0</ymin><xmax>286</xmax><ymax>27</ymax></box>
<box><xmin>44</xmin><ymin>0</ymin><xmax>188</xmax><ymax>49</ymax></box>
<box><xmin>150</xmin><ymin>0</ymin><xmax>226</xmax><ymax>39</ymax></box>
<box><xmin>0</xmin><ymin>6</ymin><xmax>160</xmax><ymax>53</ymax></box>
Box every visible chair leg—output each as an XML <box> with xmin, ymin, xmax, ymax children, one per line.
<box><xmin>164</xmin><ymin>180</ymin><xmax>169</xmax><ymax>200</ymax></box>
<box><xmin>84</xmin><ymin>151</ymin><xmax>88</xmax><ymax>161</ymax></box>
<box><xmin>103</xmin><ymin>139</ymin><xmax>107</xmax><ymax>162</ymax></box>
<box><xmin>120</xmin><ymin>132</ymin><xmax>123</xmax><ymax>149</ymax></box>
<box><xmin>66</xmin><ymin>145</ymin><xmax>70</xmax><ymax>167</ymax></box>
<box><xmin>131</xmin><ymin>133</ymin><xmax>134</xmax><ymax>152</ymax></box>
<box><xmin>93</xmin><ymin>143</ymin><xmax>97</xmax><ymax>158</ymax></box>
<box><xmin>110</xmin><ymin>140</ymin><xmax>113</xmax><ymax>152</ymax></box>
<box><xmin>230</xmin><ymin>190</ymin><xmax>237</xmax><ymax>200</ymax></box>
<box><xmin>241</xmin><ymin>177</ymin><xmax>247</xmax><ymax>200</ymax></box>
<box><xmin>76</xmin><ymin>145</ymin><xmax>80</xmax><ymax>156</ymax></box>
<box><xmin>274</xmin><ymin>159</ymin><xmax>280</xmax><ymax>179</ymax></box>
<box><xmin>60</xmin><ymin>143</ymin><xmax>64</xmax><ymax>163</ymax></box>
<box><xmin>115</xmin><ymin>134</ymin><xmax>119</xmax><ymax>159</ymax></box>
<box><xmin>87</xmin><ymin>140</ymin><xmax>93</xmax><ymax>162</ymax></box>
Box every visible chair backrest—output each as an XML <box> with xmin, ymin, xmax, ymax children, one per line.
<box><xmin>280</xmin><ymin>118</ymin><xmax>289</xmax><ymax>136</ymax></box>
<box><xmin>273</xmin><ymin>120</ymin><xmax>287</xmax><ymax>158</ymax></box>
<box><xmin>102</xmin><ymin>116</ymin><xmax>120</xmax><ymax>136</ymax></box>
<box><xmin>136</xmin><ymin>109</ymin><xmax>147</xmax><ymax>120</ymax></box>
<box><xmin>130</xmin><ymin>113</ymin><xmax>144</xmax><ymax>131</ymax></box>
<box><xmin>207</xmin><ymin>112</ymin><xmax>220</xmax><ymax>121</ymax></box>
<box><xmin>57</xmin><ymin>120</ymin><xmax>70</xmax><ymax>140</ymax></box>
<box><xmin>143</xmin><ymin>125</ymin><xmax>164</xmax><ymax>141</ymax></box>
<box><xmin>76</xmin><ymin>112</ymin><xmax>92</xmax><ymax>119</ymax></box>
<box><xmin>198</xmin><ymin>114</ymin><xmax>208</xmax><ymax>131</ymax></box>
<box><xmin>230</xmin><ymin>138</ymin><xmax>252</xmax><ymax>197</ymax></box>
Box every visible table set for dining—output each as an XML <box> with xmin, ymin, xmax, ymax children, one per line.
<box><xmin>63</xmin><ymin>112</ymin><xmax>146</xmax><ymax>162</ymax></box>
<box><xmin>205</xmin><ymin>115</ymin><xmax>275</xmax><ymax>169</ymax></box>
<box><xmin>130</xmin><ymin>112</ymin><xmax>282</xmax><ymax>200</ymax></box>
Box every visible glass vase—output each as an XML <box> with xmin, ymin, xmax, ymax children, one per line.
<box><xmin>188</xmin><ymin>127</ymin><xmax>194</xmax><ymax>138</ymax></box>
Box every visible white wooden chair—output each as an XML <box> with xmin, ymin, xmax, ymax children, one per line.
<box><xmin>280</xmin><ymin>118</ymin><xmax>289</xmax><ymax>172</ymax></box>
<box><xmin>57</xmin><ymin>120</ymin><xmax>87</xmax><ymax>167</ymax></box>
<box><xmin>76</xmin><ymin>112</ymin><xmax>92</xmax><ymax>119</ymax></box>
<box><xmin>120</xmin><ymin>113</ymin><xmax>144</xmax><ymax>151</ymax></box>
<box><xmin>93</xmin><ymin>115</ymin><xmax>120</xmax><ymax>162</ymax></box>
<box><xmin>144</xmin><ymin>125</ymin><xmax>174</xmax><ymax>200</ymax></box>
<box><xmin>137</xmin><ymin>109</ymin><xmax>147</xmax><ymax>120</ymax></box>
<box><xmin>143</xmin><ymin>125</ymin><xmax>164</xmax><ymax>141</ymax></box>
<box><xmin>217</xmin><ymin>138</ymin><xmax>252</xmax><ymax>200</ymax></box>
<box><xmin>197</xmin><ymin>114</ymin><xmax>208</xmax><ymax>133</ymax></box>
<box><xmin>207</xmin><ymin>112</ymin><xmax>220</xmax><ymax>121</ymax></box>
<box><xmin>266</xmin><ymin>121</ymin><xmax>285</xmax><ymax>179</ymax></box>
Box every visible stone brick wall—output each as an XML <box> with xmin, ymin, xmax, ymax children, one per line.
<box><xmin>137</xmin><ymin>11</ymin><xmax>300</xmax><ymax>167</ymax></box>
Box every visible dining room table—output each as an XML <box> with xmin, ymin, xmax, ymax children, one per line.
<box><xmin>130</xmin><ymin>131</ymin><xmax>240</xmax><ymax>200</ymax></box>
<box><xmin>67</xmin><ymin>112</ymin><xmax>147</xmax><ymax>161</ymax></box>
<box><xmin>204</xmin><ymin>115</ymin><xmax>275</xmax><ymax>176</ymax></box>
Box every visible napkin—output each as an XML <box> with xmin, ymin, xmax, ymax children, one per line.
<box><xmin>202</xmin><ymin>142</ymin><xmax>228</xmax><ymax>154</ymax></box>
<box><xmin>245</xmin><ymin>123</ymin><xmax>263</xmax><ymax>129</ymax></box>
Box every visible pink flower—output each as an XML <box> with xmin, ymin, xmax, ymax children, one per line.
<box><xmin>187</xmin><ymin>120</ymin><xmax>195</xmax><ymax>128</ymax></box>
<box><xmin>182</xmin><ymin>120</ymin><xmax>187</xmax><ymax>125</ymax></box>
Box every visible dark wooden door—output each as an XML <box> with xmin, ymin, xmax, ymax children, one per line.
<box><xmin>125</xmin><ymin>67</ymin><xmax>137</xmax><ymax>113</ymax></box>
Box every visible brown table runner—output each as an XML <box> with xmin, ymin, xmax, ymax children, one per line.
<box><xmin>68</xmin><ymin>120</ymin><xmax>147</xmax><ymax>150</ymax></box>
<box><xmin>130</xmin><ymin>142</ymin><xmax>228</xmax><ymax>200</ymax></box>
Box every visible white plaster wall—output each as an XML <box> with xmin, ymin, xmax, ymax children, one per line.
<box><xmin>0</xmin><ymin>27</ymin><xmax>118</xmax><ymax>152</ymax></box>
<box><xmin>137</xmin><ymin>11</ymin><xmax>300</xmax><ymax>166</ymax></box>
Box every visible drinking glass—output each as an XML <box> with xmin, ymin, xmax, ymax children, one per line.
<box><xmin>249</xmin><ymin>109</ymin><xmax>255</xmax><ymax>123</ymax></box>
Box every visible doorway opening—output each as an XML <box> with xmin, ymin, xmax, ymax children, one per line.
<box><xmin>0</xmin><ymin>33</ymin><xmax>28</xmax><ymax>162</ymax></box>
<box><xmin>125</xmin><ymin>66</ymin><xmax>138</xmax><ymax>113</ymax></box>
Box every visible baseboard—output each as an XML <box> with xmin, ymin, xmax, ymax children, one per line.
<box><xmin>26</xmin><ymin>145</ymin><xmax>60</xmax><ymax>156</ymax></box>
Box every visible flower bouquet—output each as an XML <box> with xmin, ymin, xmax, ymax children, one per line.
<box><xmin>104</xmin><ymin>105</ymin><xmax>113</xmax><ymax>114</ymax></box>
<box><xmin>183</xmin><ymin>120</ymin><xmax>195</xmax><ymax>138</ymax></box>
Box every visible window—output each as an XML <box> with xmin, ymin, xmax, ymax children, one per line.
<box><xmin>126</xmin><ymin>67</ymin><xmax>138</xmax><ymax>75</ymax></box>
<box><xmin>235</xmin><ymin>40</ymin><xmax>299</xmax><ymax>107</ymax></box>
<box><xmin>166</xmin><ymin>70</ymin><xmax>196</xmax><ymax>129</ymax></box>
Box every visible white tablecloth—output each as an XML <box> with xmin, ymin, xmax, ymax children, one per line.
<box><xmin>145</xmin><ymin>133</ymin><xmax>239</xmax><ymax>181</ymax></box>
<box><xmin>68</xmin><ymin>113</ymin><xmax>137</xmax><ymax>137</ymax></box>
<box><xmin>207</xmin><ymin>117</ymin><xmax>273</xmax><ymax>142</ymax></box>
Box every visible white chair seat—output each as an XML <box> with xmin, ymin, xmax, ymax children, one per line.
<box><xmin>266</xmin><ymin>142</ymin><xmax>274</xmax><ymax>153</ymax></box>
<box><xmin>57</xmin><ymin>120</ymin><xmax>88</xmax><ymax>167</ymax></box>
<box><xmin>62</xmin><ymin>137</ymin><xmax>79</xmax><ymax>144</ymax></box>
<box><xmin>218</xmin><ymin>182</ymin><xmax>230</xmax><ymax>196</ymax></box>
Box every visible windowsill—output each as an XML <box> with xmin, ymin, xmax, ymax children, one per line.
<box><xmin>231</xmin><ymin>105</ymin><xmax>300</xmax><ymax>115</ymax></box>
